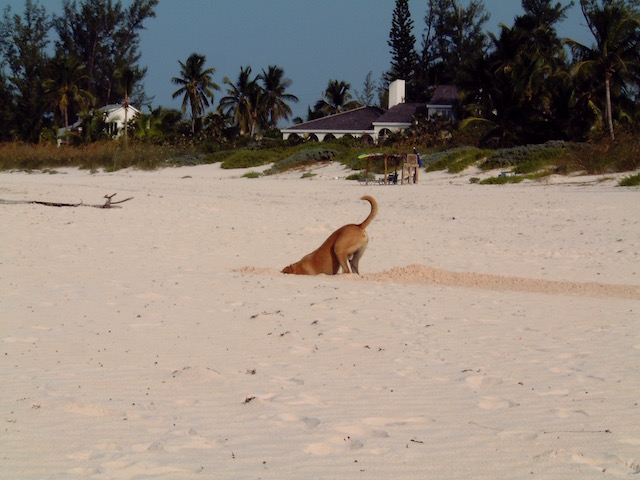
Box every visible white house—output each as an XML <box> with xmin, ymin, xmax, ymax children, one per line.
<box><xmin>98</xmin><ymin>103</ymin><xmax>141</xmax><ymax>137</ymax></box>
<box><xmin>281</xmin><ymin>80</ymin><xmax>457</xmax><ymax>143</ymax></box>
<box><xmin>57</xmin><ymin>103</ymin><xmax>140</xmax><ymax>145</ymax></box>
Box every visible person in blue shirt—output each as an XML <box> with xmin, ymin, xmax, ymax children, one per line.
<box><xmin>414</xmin><ymin>147</ymin><xmax>424</xmax><ymax>167</ymax></box>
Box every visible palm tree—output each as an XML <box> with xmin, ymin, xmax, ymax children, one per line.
<box><xmin>313</xmin><ymin>79</ymin><xmax>360</xmax><ymax>117</ymax></box>
<box><xmin>114</xmin><ymin>66</ymin><xmax>135</xmax><ymax>144</ymax></box>
<box><xmin>43</xmin><ymin>54</ymin><xmax>94</xmax><ymax>128</ymax></box>
<box><xmin>567</xmin><ymin>1</ymin><xmax>640</xmax><ymax>139</ymax></box>
<box><xmin>219</xmin><ymin>66</ymin><xmax>261</xmax><ymax>137</ymax></box>
<box><xmin>171</xmin><ymin>53</ymin><xmax>220</xmax><ymax>134</ymax></box>
<box><xmin>458</xmin><ymin>27</ymin><xmax>530</xmax><ymax>145</ymax></box>
<box><xmin>258</xmin><ymin>65</ymin><xmax>298</xmax><ymax>129</ymax></box>
<box><xmin>458</xmin><ymin>1</ymin><xmax>576</xmax><ymax>145</ymax></box>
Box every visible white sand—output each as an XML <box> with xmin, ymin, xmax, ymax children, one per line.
<box><xmin>1</xmin><ymin>162</ymin><xmax>639</xmax><ymax>479</ymax></box>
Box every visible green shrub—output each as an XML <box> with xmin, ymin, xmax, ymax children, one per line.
<box><xmin>0</xmin><ymin>141</ymin><xmax>191</xmax><ymax>171</ymax></box>
<box><xmin>220</xmin><ymin>149</ymin><xmax>272</xmax><ymax>169</ymax></box>
<box><xmin>563</xmin><ymin>133</ymin><xmax>640</xmax><ymax>174</ymax></box>
<box><xmin>479</xmin><ymin>141</ymin><xmax>567</xmax><ymax>172</ymax></box>
<box><xmin>242</xmin><ymin>171</ymin><xmax>261</xmax><ymax>178</ymax></box>
<box><xmin>263</xmin><ymin>148</ymin><xmax>337</xmax><ymax>175</ymax></box>
<box><xmin>479</xmin><ymin>175</ymin><xmax>525</xmax><ymax>185</ymax></box>
<box><xmin>619</xmin><ymin>172</ymin><xmax>640</xmax><ymax>186</ymax></box>
<box><xmin>346</xmin><ymin>171</ymin><xmax>376</xmax><ymax>182</ymax></box>
<box><xmin>424</xmin><ymin>147</ymin><xmax>475</xmax><ymax>172</ymax></box>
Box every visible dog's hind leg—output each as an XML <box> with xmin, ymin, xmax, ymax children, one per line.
<box><xmin>336</xmin><ymin>254</ymin><xmax>352</xmax><ymax>274</ymax></box>
<box><xmin>348</xmin><ymin>243</ymin><xmax>367</xmax><ymax>274</ymax></box>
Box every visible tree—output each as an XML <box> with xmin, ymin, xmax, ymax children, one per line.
<box><xmin>313</xmin><ymin>79</ymin><xmax>360</xmax><ymax>117</ymax></box>
<box><xmin>54</xmin><ymin>0</ymin><xmax>158</xmax><ymax>107</ymax></box>
<box><xmin>114</xmin><ymin>66</ymin><xmax>135</xmax><ymax>143</ymax></box>
<box><xmin>43</xmin><ymin>54</ymin><xmax>94</xmax><ymax>128</ymax></box>
<box><xmin>567</xmin><ymin>0</ymin><xmax>640</xmax><ymax>139</ymax></box>
<box><xmin>355</xmin><ymin>71</ymin><xmax>377</xmax><ymax>106</ymax></box>
<box><xmin>458</xmin><ymin>0</ymin><xmax>576</xmax><ymax>145</ymax></box>
<box><xmin>0</xmin><ymin>72</ymin><xmax>13</xmax><ymax>141</ymax></box>
<box><xmin>258</xmin><ymin>65</ymin><xmax>298</xmax><ymax>129</ymax></box>
<box><xmin>1</xmin><ymin>0</ymin><xmax>52</xmax><ymax>142</ymax></box>
<box><xmin>387</xmin><ymin>0</ymin><xmax>419</xmax><ymax>97</ymax></box>
<box><xmin>171</xmin><ymin>53</ymin><xmax>220</xmax><ymax>135</ymax></box>
<box><xmin>219</xmin><ymin>66</ymin><xmax>261</xmax><ymax>137</ymax></box>
<box><xmin>419</xmin><ymin>0</ymin><xmax>489</xmax><ymax>89</ymax></box>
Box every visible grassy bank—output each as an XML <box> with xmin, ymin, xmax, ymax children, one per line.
<box><xmin>1</xmin><ymin>136</ymin><xmax>639</xmax><ymax>187</ymax></box>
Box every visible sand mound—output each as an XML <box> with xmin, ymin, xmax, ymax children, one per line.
<box><xmin>363</xmin><ymin>264</ymin><xmax>640</xmax><ymax>299</ymax></box>
<box><xmin>238</xmin><ymin>264</ymin><xmax>640</xmax><ymax>299</ymax></box>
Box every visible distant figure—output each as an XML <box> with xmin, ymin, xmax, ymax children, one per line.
<box><xmin>414</xmin><ymin>147</ymin><xmax>424</xmax><ymax>167</ymax></box>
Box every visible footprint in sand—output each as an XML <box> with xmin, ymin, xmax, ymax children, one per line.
<box><xmin>498</xmin><ymin>430</ymin><xmax>538</xmax><ymax>441</ymax></box>
<box><xmin>304</xmin><ymin>423</ymin><xmax>391</xmax><ymax>456</ymax></box>
<box><xmin>305</xmin><ymin>435</ymin><xmax>364</xmax><ymax>456</ymax></box>
<box><xmin>2</xmin><ymin>336</ymin><xmax>39</xmax><ymax>343</ymax></box>
<box><xmin>572</xmin><ymin>452</ymin><xmax>640</xmax><ymax>475</ymax></box>
<box><xmin>170</xmin><ymin>366</ymin><xmax>222</xmax><ymax>384</ymax></box>
<box><xmin>273</xmin><ymin>412</ymin><xmax>321</xmax><ymax>429</ymax></box>
<box><xmin>465</xmin><ymin>375</ymin><xmax>503</xmax><ymax>390</ymax></box>
<box><xmin>477</xmin><ymin>396</ymin><xmax>519</xmax><ymax>410</ymax></box>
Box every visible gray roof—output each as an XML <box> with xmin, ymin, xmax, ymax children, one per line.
<box><xmin>282</xmin><ymin>91</ymin><xmax>453</xmax><ymax>134</ymax></box>
<box><xmin>428</xmin><ymin>85</ymin><xmax>458</xmax><ymax>105</ymax></box>
<box><xmin>283</xmin><ymin>106</ymin><xmax>385</xmax><ymax>132</ymax></box>
<box><xmin>374</xmin><ymin>103</ymin><xmax>426</xmax><ymax>124</ymax></box>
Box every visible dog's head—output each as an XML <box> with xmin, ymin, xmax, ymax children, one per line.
<box><xmin>282</xmin><ymin>262</ymin><xmax>303</xmax><ymax>274</ymax></box>
<box><xmin>282</xmin><ymin>264</ymin><xmax>294</xmax><ymax>274</ymax></box>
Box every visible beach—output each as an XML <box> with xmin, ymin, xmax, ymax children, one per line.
<box><xmin>1</xmin><ymin>162</ymin><xmax>639</xmax><ymax>479</ymax></box>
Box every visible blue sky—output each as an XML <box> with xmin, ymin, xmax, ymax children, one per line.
<box><xmin>1</xmin><ymin>0</ymin><xmax>592</xmax><ymax>123</ymax></box>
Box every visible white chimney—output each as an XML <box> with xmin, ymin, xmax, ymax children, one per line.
<box><xmin>388</xmin><ymin>79</ymin><xmax>406</xmax><ymax>109</ymax></box>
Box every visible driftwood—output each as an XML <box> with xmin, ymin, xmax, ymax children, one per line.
<box><xmin>0</xmin><ymin>193</ymin><xmax>133</xmax><ymax>209</ymax></box>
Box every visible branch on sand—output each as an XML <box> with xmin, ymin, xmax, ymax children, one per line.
<box><xmin>0</xmin><ymin>193</ymin><xmax>134</xmax><ymax>209</ymax></box>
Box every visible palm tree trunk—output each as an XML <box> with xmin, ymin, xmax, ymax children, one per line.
<box><xmin>123</xmin><ymin>93</ymin><xmax>129</xmax><ymax>146</ymax></box>
<box><xmin>605</xmin><ymin>70</ymin><xmax>615</xmax><ymax>140</ymax></box>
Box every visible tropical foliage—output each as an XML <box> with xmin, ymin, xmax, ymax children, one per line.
<box><xmin>172</xmin><ymin>53</ymin><xmax>220</xmax><ymax>135</ymax></box>
<box><xmin>259</xmin><ymin>65</ymin><xmax>299</xmax><ymax>129</ymax></box>
<box><xmin>312</xmin><ymin>79</ymin><xmax>361</xmax><ymax>118</ymax></box>
<box><xmin>567</xmin><ymin>0</ymin><xmax>640</xmax><ymax>139</ymax></box>
<box><xmin>387</xmin><ymin>0</ymin><xmax>419</xmax><ymax>92</ymax></box>
<box><xmin>0</xmin><ymin>0</ymin><xmax>639</xmax><ymax>168</ymax></box>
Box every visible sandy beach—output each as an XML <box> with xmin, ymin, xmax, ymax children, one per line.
<box><xmin>1</xmin><ymin>162</ymin><xmax>639</xmax><ymax>479</ymax></box>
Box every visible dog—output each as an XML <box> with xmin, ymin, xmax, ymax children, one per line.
<box><xmin>282</xmin><ymin>195</ymin><xmax>377</xmax><ymax>275</ymax></box>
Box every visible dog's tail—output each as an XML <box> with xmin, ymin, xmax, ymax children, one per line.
<box><xmin>358</xmin><ymin>195</ymin><xmax>378</xmax><ymax>229</ymax></box>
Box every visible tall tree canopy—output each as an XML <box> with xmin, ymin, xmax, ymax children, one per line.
<box><xmin>172</xmin><ymin>53</ymin><xmax>220</xmax><ymax>135</ymax></box>
<box><xmin>219</xmin><ymin>66</ymin><xmax>261</xmax><ymax>137</ymax></box>
<box><xmin>53</xmin><ymin>0</ymin><xmax>158</xmax><ymax>108</ymax></box>
<box><xmin>567</xmin><ymin>0</ymin><xmax>640</xmax><ymax>139</ymax></box>
<box><xmin>387</xmin><ymin>0</ymin><xmax>419</xmax><ymax>98</ymax></box>
<box><xmin>0</xmin><ymin>0</ymin><xmax>51</xmax><ymax>141</ymax></box>
<box><xmin>459</xmin><ymin>0</ymin><xmax>575</xmax><ymax>145</ymax></box>
<box><xmin>420</xmin><ymin>0</ymin><xmax>489</xmax><ymax>90</ymax></box>
<box><xmin>313</xmin><ymin>79</ymin><xmax>359</xmax><ymax>118</ymax></box>
<box><xmin>258</xmin><ymin>65</ymin><xmax>298</xmax><ymax>129</ymax></box>
<box><xmin>43</xmin><ymin>54</ymin><xmax>94</xmax><ymax>128</ymax></box>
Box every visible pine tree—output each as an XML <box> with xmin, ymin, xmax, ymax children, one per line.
<box><xmin>387</xmin><ymin>0</ymin><xmax>418</xmax><ymax>96</ymax></box>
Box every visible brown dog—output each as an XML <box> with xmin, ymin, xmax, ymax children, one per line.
<box><xmin>282</xmin><ymin>195</ymin><xmax>377</xmax><ymax>275</ymax></box>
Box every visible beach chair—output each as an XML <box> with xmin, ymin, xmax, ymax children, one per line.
<box><xmin>402</xmin><ymin>154</ymin><xmax>419</xmax><ymax>184</ymax></box>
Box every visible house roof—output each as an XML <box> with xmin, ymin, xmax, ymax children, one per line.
<box><xmin>281</xmin><ymin>89</ymin><xmax>453</xmax><ymax>139</ymax></box>
<box><xmin>374</xmin><ymin>103</ymin><xmax>426</xmax><ymax>124</ymax></box>
<box><xmin>283</xmin><ymin>106</ymin><xmax>385</xmax><ymax>132</ymax></box>
<box><xmin>98</xmin><ymin>104</ymin><xmax>141</xmax><ymax>115</ymax></box>
<box><xmin>428</xmin><ymin>85</ymin><xmax>458</xmax><ymax>105</ymax></box>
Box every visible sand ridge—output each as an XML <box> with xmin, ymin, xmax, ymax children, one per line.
<box><xmin>238</xmin><ymin>264</ymin><xmax>640</xmax><ymax>299</ymax></box>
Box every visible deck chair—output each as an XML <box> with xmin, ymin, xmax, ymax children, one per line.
<box><xmin>402</xmin><ymin>154</ymin><xmax>419</xmax><ymax>184</ymax></box>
